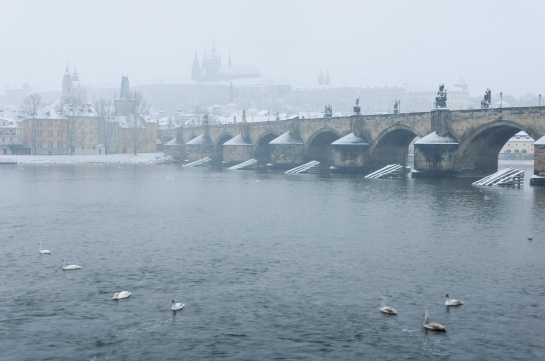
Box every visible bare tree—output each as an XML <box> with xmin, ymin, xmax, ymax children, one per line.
<box><xmin>22</xmin><ymin>92</ymin><xmax>42</xmax><ymax>154</ymax></box>
<box><xmin>95</xmin><ymin>98</ymin><xmax>116</xmax><ymax>155</ymax></box>
<box><xmin>126</xmin><ymin>91</ymin><xmax>148</xmax><ymax>155</ymax></box>
<box><xmin>23</xmin><ymin>92</ymin><xmax>42</xmax><ymax>118</ymax></box>
<box><xmin>63</xmin><ymin>95</ymin><xmax>85</xmax><ymax>155</ymax></box>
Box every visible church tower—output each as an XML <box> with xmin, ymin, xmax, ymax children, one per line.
<box><xmin>114</xmin><ymin>74</ymin><xmax>134</xmax><ymax>115</ymax></box>
<box><xmin>61</xmin><ymin>64</ymin><xmax>72</xmax><ymax>103</ymax></box>
<box><xmin>119</xmin><ymin>75</ymin><xmax>131</xmax><ymax>99</ymax></box>
<box><xmin>191</xmin><ymin>50</ymin><xmax>201</xmax><ymax>82</ymax></box>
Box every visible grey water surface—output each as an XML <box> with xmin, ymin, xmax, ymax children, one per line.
<box><xmin>1</xmin><ymin>162</ymin><xmax>544</xmax><ymax>360</ymax></box>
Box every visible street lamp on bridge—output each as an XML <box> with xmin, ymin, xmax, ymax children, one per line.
<box><xmin>539</xmin><ymin>94</ymin><xmax>542</xmax><ymax>106</ymax></box>
<box><xmin>500</xmin><ymin>92</ymin><xmax>503</xmax><ymax>111</ymax></box>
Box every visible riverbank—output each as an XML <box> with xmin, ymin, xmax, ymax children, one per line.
<box><xmin>2</xmin><ymin>153</ymin><xmax>163</xmax><ymax>164</ymax></box>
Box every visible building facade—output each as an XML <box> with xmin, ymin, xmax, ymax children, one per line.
<box><xmin>498</xmin><ymin>131</ymin><xmax>534</xmax><ymax>160</ymax></box>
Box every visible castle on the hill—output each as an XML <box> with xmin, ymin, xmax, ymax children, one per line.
<box><xmin>191</xmin><ymin>43</ymin><xmax>260</xmax><ymax>83</ymax></box>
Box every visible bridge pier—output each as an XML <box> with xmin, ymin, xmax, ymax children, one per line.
<box><xmin>413</xmin><ymin>109</ymin><xmax>460</xmax><ymax>177</ymax></box>
<box><xmin>185</xmin><ymin>134</ymin><xmax>214</xmax><ymax>163</ymax></box>
<box><xmin>222</xmin><ymin>135</ymin><xmax>254</xmax><ymax>167</ymax></box>
<box><xmin>269</xmin><ymin>131</ymin><xmax>305</xmax><ymax>169</ymax></box>
<box><xmin>330</xmin><ymin>132</ymin><xmax>369</xmax><ymax>171</ymax></box>
<box><xmin>164</xmin><ymin>126</ymin><xmax>186</xmax><ymax>160</ymax></box>
<box><xmin>531</xmin><ymin>136</ymin><xmax>545</xmax><ymax>185</ymax></box>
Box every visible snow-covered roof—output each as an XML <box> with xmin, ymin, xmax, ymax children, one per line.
<box><xmin>414</xmin><ymin>131</ymin><xmax>459</xmax><ymax>145</ymax></box>
<box><xmin>223</xmin><ymin>134</ymin><xmax>252</xmax><ymax>145</ymax></box>
<box><xmin>269</xmin><ymin>131</ymin><xmax>303</xmax><ymax>145</ymax></box>
<box><xmin>0</xmin><ymin>107</ymin><xmax>24</xmax><ymax>124</ymax></box>
<box><xmin>37</xmin><ymin>102</ymin><xmax>66</xmax><ymax>119</ymax></box>
<box><xmin>332</xmin><ymin>132</ymin><xmax>369</xmax><ymax>145</ymax></box>
<box><xmin>508</xmin><ymin>131</ymin><xmax>534</xmax><ymax>142</ymax></box>
<box><xmin>187</xmin><ymin>134</ymin><xmax>212</xmax><ymax>145</ymax></box>
<box><xmin>63</xmin><ymin>103</ymin><xmax>97</xmax><ymax>117</ymax></box>
<box><xmin>534</xmin><ymin>135</ymin><xmax>545</xmax><ymax>146</ymax></box>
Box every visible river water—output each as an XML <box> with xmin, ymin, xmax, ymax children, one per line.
<box><xmin>1</xmin><ymin>162</ymin><xmax>544</xmax><ymax>360</ymax></box>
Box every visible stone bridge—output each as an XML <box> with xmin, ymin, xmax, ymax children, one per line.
<box><xmin>164</xmin><ymin>106</ymin><xmax>545</xmax><ymax>177</ymax></box>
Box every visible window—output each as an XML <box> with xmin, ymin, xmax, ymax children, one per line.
<box><xmin>58</xmin><ymin>131</ymin><xmax>63</xmax><ymax>137</ymax></box>
<box><xmin>522</xmin><ymin>149</ymin><xmax>527</xmax><ymax>154</ymax></box>
<box><xmin>514</xmin><ymin>149</ymin><xmax>519</xmax><ymax>153</ymax></box>
<box><xmin>48</xmin><ymin>131</ymin><xmax>53</xmax><ymax>137</ymax></box>
<box><xmin>48</xmin><ymin>142</ymin><xmax>53</xmax><ymax>148</ymax></box>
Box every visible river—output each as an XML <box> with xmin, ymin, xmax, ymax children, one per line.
<box><xmin>1</xmin><ymin>161</ymin><xmax>544</xmax><ymax>360</ymax></box>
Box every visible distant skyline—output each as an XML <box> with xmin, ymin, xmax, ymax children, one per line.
<box><xmin>1</xmin><ymin>0</ymin><xmax>544</xmax><ymax>97</ymax></box>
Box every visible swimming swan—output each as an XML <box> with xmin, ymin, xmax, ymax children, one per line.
<box><xmin>112</xmin><ymin>291</ymin><xmax>131</xmax><ymax>300</ymax></box>
<box><xmin>379</xmin><ymin>306</ymin><xmax>397</xmax><ymax>315</ymax></box>
<box><xmin>379</xmin><ymin>296</ymin><xmax>397</xmax><ymax>315</ymax></box>
<box><xmin>423</xmin><ymin>310</ymin><xmax>446</xmax><ymax>332</ymax></box>
<box><xmin>171</xmin><ymin>299</ymin><xmax>185</xmax><ymax>311</ymax></box>
<box><xmin>61</xmin><ymin>258</ymin><xmax>82</xmax><ymax>270</ymax></box>
<box><xmin>445</xmin><ymin>294</ymin><xmax>463</xmax><ymax>306</ymax></box>
<box><xmin>38</xmin><ymin>242</ymin><xmax>51</xmax><ymax>254</ymax></box>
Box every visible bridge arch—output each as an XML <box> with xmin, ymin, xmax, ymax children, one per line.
<box><xmin>213</xmin><ymin>132</ymin><xmax>234</xmax><ymax>165</ymax></box>
<box><xmin>254</xmin><ymin>131</ymin><xmax>278</xmax><ymax>165</ymax></box>
<box><xmin>304</xmin><ymin>128</ymin><xmax>341</xmax><ymax>167</ymax></box>
<box><xmin>456</xmin><ymin>120</ymin><xmax>530</xmax><ymax>173</ymax></box>
<box><xmin>368</xmin><ymin>124</ymin><xmax>422</xmax><ymax>170</ymax></box>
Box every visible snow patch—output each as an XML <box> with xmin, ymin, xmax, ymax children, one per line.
<box><xmin>534</xmin><ymin>135</ymin><xmax>545</xmax><ymax>145</ymax></box>
<box><xmin>332</xmin><ymin>132</ymin><xmax>369</xmax><ymax>145</ymax></box>
<box><xmin>187</xmin><ymin>134</ymin><xmax>212</xmax><ymax>145</ymax></box>
<box><xmin>415</xmin><ymin>131</ymin><xmax>459</xmax><ymax>145</ymax></box>
<box><xmin>223</xmin><ymin>134</ymin><xmax>252</xmax><ymax>145</ymax></box>
<box><xmin>269</xmin><ymin>131</ymin><xmax>303</xmax><ymax>144</ymax></box>
<box><xmin>12</xmin><ymin>153</ymin><xmax>163</xmax><ymax>164</ymax></box>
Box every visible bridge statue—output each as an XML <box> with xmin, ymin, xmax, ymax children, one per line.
<box><xmin>324</xmin><ymin>104</ymin><xmax>333</xmax><ymax>118</ymax></box>
<box><xmin>394</xmin><ymin>99</ymin><xmax>400</xmax><ymax>114</ymax></box>
<box><xmin>353</xmin><ymin>96</ymin><xmax>361</xmax><ymax>115</ymax></box>
<box><xmin>434</xmin><ymin>83</ymin><xmax>447</xmax><ymax>108</ymax></box>
<box><xmin>481</xmin><ymin>88</ymin><xmax>491</xmax><ymax>109</ymax></box>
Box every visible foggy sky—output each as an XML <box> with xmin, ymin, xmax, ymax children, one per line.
<box><xmin>1</xmin><ymin>0</ymin><xmax>544</xmax><ymax>97</ymax></box>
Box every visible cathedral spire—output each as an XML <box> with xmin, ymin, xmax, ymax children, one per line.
<box><xmin>191</xmin><ymin>50</ymin><xmax>201</xmax><ymax>82</ymax></box>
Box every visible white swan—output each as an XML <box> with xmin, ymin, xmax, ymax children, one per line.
<box><xmin>379</xmin><ymin>296</ymin><xmax>397</xmax><ymax>315</ymax></box>
<box><xmin>445</xmin><ymin>293</ymin><xmax>463</xmax><ymax>306</ymax></box>
<box><xmin>423</xmin><ymin>310</ymin><xmax>446</xmax><ymax>332</ymax></box>
<box><xmin>112</xmin><ymin>291</ymin><xmax>131</xmax><ymax>300</ymax></box>
<box><xmin>38</xmin><ymin>242</ymin><xmax>51</xmax><ymax>255</ymax></box>
<box><xmin>379</xmin><ymin>306</ymin><xmax>397</xmax><ymax>315</ymax></box>
<box><xmin>171</xmin><ymin>299</ymin><xmax>185</xmax><ymax>311</ymax></box>
<box><xmin>61</xmin><ymin>258</ymin><xmax>82</xmax><ymax>270</ymax></box>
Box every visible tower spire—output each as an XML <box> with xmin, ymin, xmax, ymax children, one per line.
<box><xmin>191</xmin><ymin>50</ymin><xmax>201</xmax><ymax>82</ymax></box>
